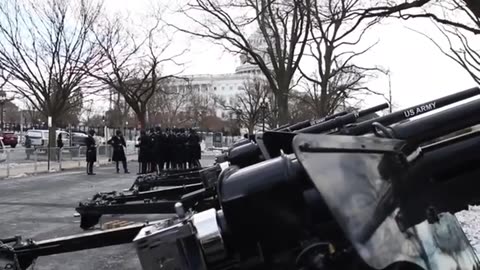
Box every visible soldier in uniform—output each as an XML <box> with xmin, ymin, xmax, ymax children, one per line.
<box><xmin>86</xmin><ymin>130</ymin><xmax>97</xmax><ymax>175</ymax></box>
<box><xmin>168</xmin><ymin>128</ymin><xmax>177</xmax><ymax>169</ymax></box>
<box><xmin>180</xmin><ymin>129</ymin><xmax>187</xmax><ymax>169</ymax></box>
<box><xmin>164</xmin><ymin>128</ymin><xmax>171</xmax><ymax>170</ymax></box>
<box><xmin>135</xmin><ymin>130</ymin><xmax>149</xmax><ymax>174</ymax></box>
<box><xmin>191</xmin><ymin>129</ymin><xmax>202</xmax><ymax>168</ymax></box>
<box><xmin>178</xmin><ymin>129</ymin><xmax>186</xmax><ymax>169</ymax></box>
<box><xmin>148</xmin><ymin>128</ymin><xmax>157</xmax><ymax>173</ymax></box>
<box><xmin>107</xmin><ymin>130</ymin><xmax>129</xmax><ymax>174</ymax></box>
<box><xmin>155</xmin><ymin>127</ymin><xmax>166</xmax><ymax>173</ymax></box>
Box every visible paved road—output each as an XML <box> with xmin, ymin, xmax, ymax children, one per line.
<box><xmin>0</xmin><ymin>156</ymin><xmax>216</xmax><ymax>270</ymax></box>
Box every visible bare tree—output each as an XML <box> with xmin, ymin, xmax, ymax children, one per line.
<box><xmin>299</xmin><ymin>0</ymin><xmax>385</xmax><ymax>118</ymax></box>
<box><xmin>216</xmin><ymin>77</ymin><xmax>270</xmax><ymax>134</ymax></box>
<box><xmin>288</xmin><ymin>90</ymin><xmax>315</xmax><ymax>122</ymax></box>
<box><xmin>175</xmin><ymin>0</ymin><xmax>312</xmax><ymax>125</ymax></box>
<box><xmin>184</xmin><ymin>84</ymin><xmax>216</xmax><ymax>127</ymax></box>
<box><xmin>0</xmin><ymin>0</ymin><xmax>103</xmax><ymax>146</ymax></box>
<box><xmin>89</xmin><ymin>9</ymin><xmax>187</xmax><ymax>129</ymax></box>
<box><xmin>83</xmin><ymin>114</ymin><xmax>105</xmax><ymax>127</ymax></box>
<box><xmin>149</xmin><ymin>79</ymin><xmax>193</xmax><ymax>127</ymax></box>
<box><xmin>107</xmin><ymin>92</ymin><xmax>131</xmax><ymax>128</ymax></box>
<box><xmin>358</xmin><ymin>0</ymin><xmax>480</xmax><ymax>34</ymax></box>
<box><xmin>22</xmin><ymin>101</ymin><xmax>44</xmax><ymax>126</ymax></box>
<box><xmin>391</xmin><ymin>1</ymin><xmax>480</xmax><ymax>90</ymax></box>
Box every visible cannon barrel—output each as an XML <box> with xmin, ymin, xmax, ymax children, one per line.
<box><xmin>226</xmin><ymin>103</ymin><xmax>388</xmax><ymax>165</ymax></box>
<box><xmin>278</xmin><ymin>110</ymin><xmax>350</xmax><ymax>132</ymax></box>
<box><xmin>389</xmin><ymin>97</ymin><xmax>480</xmax><ymax>145</ymax></box>
<box><xmin>297</xmin><ymin>103</ymin><xmax>388</xmax><ymax>134</ymax></box>
<box><xmin>338</xmin><ymin>87</ymin><xmax>480</xmax><ymax>135</ymax></box>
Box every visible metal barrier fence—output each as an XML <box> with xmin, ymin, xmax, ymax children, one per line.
<box><xmin>202</xmin><ymin>134</ymin><xmax>242</xmax><ymax>149</ymax></box>
<box><xmin>0</xmin><ymin>135</ymin><xmax>242</xmax><ymax>179</ymax></box>
<box><xmin>0</xmin><ymin>144</ymin><xmax>138</xmax><ymax>179</ymax></box>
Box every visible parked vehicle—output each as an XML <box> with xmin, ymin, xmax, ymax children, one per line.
<box><xmin>70</xmin><ymin>132</ymin><xmax>88</xmax><ymax>146</ymax></box>
<box><xmin>26</xmin><ymin>130</ymin><xmax>70</xmax><ymax>153</ymax></box>
<box><xmin>0</xmin><ymin>138</ymin><xmax>5</xmax><ymax>162</ymax></box>
<box><xmin>0</xmin><ymin>131</ymin><xmax>18</xmax><ymax>148</ymax></box>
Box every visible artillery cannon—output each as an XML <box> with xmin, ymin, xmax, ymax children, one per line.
<box><xmin>3</xmin><ymin>87</ymin><xmax>480</xmax><ymax>270</ymax></box>
<box><xmin>75</xmin><ymin>87</ymin><xmax>480</xmax><ymax>230</ymax></box>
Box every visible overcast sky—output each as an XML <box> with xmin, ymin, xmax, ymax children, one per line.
<box><xmin>101</xmin><ymin>0</ymin><xmax>478</xmax><ymax>112</ymax></box>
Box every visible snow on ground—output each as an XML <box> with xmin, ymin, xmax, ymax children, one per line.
<box><xmin>456</xmin><ymin>206</ymin><xmax>480</xmax><ymax>253</ymax></box>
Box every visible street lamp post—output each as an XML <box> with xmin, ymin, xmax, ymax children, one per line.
<box><xmin>260</xmin><ymin>101</ymin><xmax>268</xmax><ymax>132</ymax></box>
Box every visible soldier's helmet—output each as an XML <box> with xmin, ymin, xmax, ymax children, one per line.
<box><xmin>155</xmin><ymin>126</ymin><xmax>161</xmax><ymax>133</ymax></box>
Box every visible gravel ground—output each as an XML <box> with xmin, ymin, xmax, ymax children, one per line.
<box><xmin>456</xmin><ymin>206</ymin><xmax>480</xmax><ymax>254</ymax></box>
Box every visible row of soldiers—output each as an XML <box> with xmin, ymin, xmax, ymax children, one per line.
<box><xmin>136</xmin><ymin>127</ymin><xmax>202</xmax><ymax>174</ymax></box>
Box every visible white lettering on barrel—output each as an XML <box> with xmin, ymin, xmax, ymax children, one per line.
<box><xmin>403</xmin><ymin>102</ymin><xmax>436</xmax><ymax>118</ymax></box>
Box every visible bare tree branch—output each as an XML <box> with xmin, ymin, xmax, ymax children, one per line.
<box><xmin>215</xmin><ymin>76</ymin><xmax>270</xmax><ymax>134</ymax></box>
<box><xmin>172</xmin><ymin>0</ymin><xmax>311</xmax><ymax>124</ymax></box>
<box><xmin>299</xmin><ymin>0</ymin><xmax>385</xmax><ymax>118</ymax></box>
<box><xmin>87</xmin><ymin>7</ymin><xmax>188</xmax><ymax>128</ymax></box>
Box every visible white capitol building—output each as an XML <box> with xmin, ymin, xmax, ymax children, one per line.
<box><xmin>164</xmin><ymin>61</ymin><xmax>266</xmax><ymax>119</ymax></box>
<box><xmin>163</xmin><ymin>29</ymin><xmax>273</xmax><ymax>119</ymax></box>
<box><xmin>109</xmin><ymin>29</ymin><xmax>273</xmax><ymax>122</ymax></box>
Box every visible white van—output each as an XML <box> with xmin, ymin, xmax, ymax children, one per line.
<box><xmin>26</xmin><ymin>130</ymin><xmax>70</xmax><ymax>151</ymax></box>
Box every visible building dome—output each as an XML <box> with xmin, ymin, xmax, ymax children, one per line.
<box><xmin>235</xmin><ymin>28</ymin><xmax>273</xmax><ymax>74</ymax></box>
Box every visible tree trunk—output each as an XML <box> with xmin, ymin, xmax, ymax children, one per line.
<box><xmin>137</xmin><ymin>111</ymin><xmax>146</xmax><ymax>129</ymax></box>
<box><xmin>248</xmin><ymin>124</ymin><xmax>255</xmax><ymax>135</ymax></box>
<box><xmin>276</xmin><ymin>92</ymin><xmax>289</xmax><ymax>125</ymax></box>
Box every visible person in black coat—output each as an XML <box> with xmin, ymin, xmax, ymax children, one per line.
<box><xmin>86</xmin><ymin>130</ymin><xmax>97</xmax><ymax>175</ymax></box>
<box><xmin>136</xmin><ymin>130</ymin><xmax>149</xmax><ymax>174</ymax></box>
<box><xmin>177</xmin><ymin>129</ymin><xmax>186</xmax><ymax>169</ymax></box>
<box><xmin>191</xmin><ymin>129</ymin><xmax>201</xmax><ymax>168</ymax></box>
<box><xmin>148</xmin><ymin>128</ymin><xmax>157</xmax><ymax>173</ymax></box>
<box><xmin>167</xmin><ymin>130</ymin><xmax>177</xmax><ymax>169</ymax></box>
<box><xmin>56</xmin><ymin>133</ymin><xmax>64</xmax><ymax>161</ymax></box>
<box><xmin>155</xmin><ymin>127</ymin><xmax>166</xmax><ymax>173</ymax></box>
<box><xmin>107</xmin><ymin>130</ymin><xmax>129</xmax><ymax>174</ymax></box>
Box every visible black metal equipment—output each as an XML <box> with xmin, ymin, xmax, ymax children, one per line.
<box><xmin>261</xmin><ymin>87</ymin><xmax>480</xmax><ymax>159</ymax></box>
<box><xmin>259</xmin><ymin>103</ymin><xmax>388</xmax><ymax>159</ymax></box>
<box><xmin>74</xmin><ymin>104</ymin><xmax>387</xmax><ymax>230</ymax></box>
<box><xmin>3</xmin><ymin>88</ymin><xmax>480</xmax><ymax>270</ymax></box>
<box><xmin>76</xmin><ymin>164</ymin><xmax>227</xmax><ymax>229</ymax></box>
